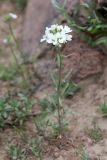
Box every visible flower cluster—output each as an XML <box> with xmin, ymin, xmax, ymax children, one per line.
<box><xmin>40</xmin><ymin>24</ymin><xmax>72</xmax><ymax>47</ymax></box>
<box><xmin>4</xmin><ymin>13</ymin><xmax>17</xmax><ymax>23</ymax></box>
<box><xmin>9</xmin><ymin>13</ymin><xmax>18</xmax><ymax>19</ymax></box>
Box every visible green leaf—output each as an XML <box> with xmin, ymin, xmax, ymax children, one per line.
<box><xmin>50</xmin><ymin>72</ymin><xmax>57</xmax><ymax>88</ymax></box>
<box><xmin>61</xmin><ymin>81</ymin><xmax>80</xmax><ymax>97</ymax></box>
<box><xmin>80</xmin><ymin>3</ymin><xmax>90</xmax><ymax>9</ymax></box>
<box><xmin>82</xmin><ymin>151</ymin><xmax>89</xmax><ymax>160</ymax></box>
<box><xmin>95</xmin><ymin>37</ymin><xmax>107</xmax><ymax>46</ymax></box>
<box><xmin>103</xmin><ymin>7</ymin><xmax>107</xmax><ymax>11</ymax></box>
<box><xmin>63</xmin><ymin>0</ymin><xmax>67</xmax><ymax>7</ymax></box>
<box><xmin>51</xmin><ymin>0</ymin><xmax>62</xmax><ymax>10</ymax></box>
<box><xmin>2</xmin><ymin>112</ymin><xmax>8</xmax><ymax>119</ymax></box>
<box><xmin>56</xmin><ymin>53</ymin><xmax>62</xmax><ymax>68</ymax></box>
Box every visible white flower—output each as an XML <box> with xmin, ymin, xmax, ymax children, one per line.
<box><xmin>9</xmin><ymin>13</ymin><xmax>18</xmax><ymax>19</ymax></box>
<box><xmin>63</xmin><ymin>26</ymin><xmax>72</xmax><ymax>33</ymax></box>
<box><xmin>3</xmin><ymin>38</ymin><xmax>8</xmax><ymax>44</ymax></box>
<box><xmin>40</xmin><ymin>24</ymin><xmax>72</xmax><ymax>47</ymax></box>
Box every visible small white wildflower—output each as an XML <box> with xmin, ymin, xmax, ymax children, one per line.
<box><xmin>3</xmin><ymin>38</ymin><xmax>8</xmax><ymax>44</ymax></box>
<box><xmin>9</xmin><ymin>13</ymin><xmax>18</xmax><ymax>19</ymax></box>
<box><xmin>40</xmin><ymin>24</ymin><xmax>72</xmax><ymax>47</ymax></box>
<box><xmin>63</xmin><ymin>26</ymin><xmax>72</xmax><ymax>33</ymax></box>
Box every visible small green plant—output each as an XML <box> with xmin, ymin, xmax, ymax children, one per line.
<box><xmin>86</xmin><ymin>126</ymin><xmax>103</xmax><ymax>143</ymax></box>
<box><xmin>39</xmin><ymin>80</ymin><xmax>79</xmax><ymax>112</ymax></box>
<box><xmin>0</xmin><ymin>93</ymin><xmax>33</xmax><ymax>128</ymax></box>
<box><xmin>39</xmin><ymin>96</ymin><xmax>56</xmax><ymax>112</ymax></box>
<box><xmin>29</xmin><ymin>138</ymin><xmax>43</xmax><ymax>160</ymax></box>
<box><xmin>10</xmin><ymin>0</ymin><xmax>27</xmax><ymax>11</ymax></box>
<box><xmin>8</xmin><ymin>137</ymin><xmax>43</xmax><ymax>160</ymax></box>
<box><xmin>38</xmin><ymin>72</ymin><xmax>79</xmax><ymax>136</ymax></box>
<box><xmin>14</xmin><ymin>0</ymin><xmax>27</xmax><ymax>11</ymax></box>
<box><xmin>0</xmin><ymin>64</ymin><xmax>17</xmax><ymax>81</ymax></box>
<box><xmin>51</xmin><ymin>71</ymin><xmax>80</xmax><ymax>98</ymax></box>
<box><xmin>34</xmin><ymin>112</ymin><xmax>48</xmax><ymax>136</ymax></box>
<box><xmin>82</xmin><ymin>150</ymin><xmax>89</xmax><ymax>160</ymax></box>
<box><xmin>77</xmin><ymin>145</ymin><xmax>89</xmax><ymax>160</ymax></box>
<box><xmin>38</xmin><ymin>75</ymin><xmax>79</xmax><ymax>137</ymax></box>
<box><xmin>0</xmin><ymin>97</ymin><xmax>12</xmax><ymax>128</ymax></box>
<box><xmin>0</xmin><ymin>47</ymin><xmax>4</xmax><ymax>56</ymax></box>
<box><xmin>35</xmin><ymin>101</ymin><xmax>69</xmax><ymax>137</ymax></box>
<box><xmin>100</xmin><ymin>103</ymin><xmax>107</xmax><ymax>117</ymax></box>
<box><xmin>8</xmin><ymin>144</ymin><xmax>27</xmax><ymax>160</ymax></box>
<box><xmin>52</xmin><ymin>0</ymin><xmax>107</xmax><ymax>49</ymax></box>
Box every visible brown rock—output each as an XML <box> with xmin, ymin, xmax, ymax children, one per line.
<box><xmin>22</xmin><ymin>0</ymin><xmax>57</xmax><ymax>60</ymax></box>
<box><xmin>63</xmin><ymin>41</ymin><xmax>103</xmax><ymax>81</ymax></box>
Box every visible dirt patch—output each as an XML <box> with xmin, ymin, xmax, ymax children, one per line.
<box><xmin>0</xmin><ymin>1</ymin><xmax>107</xmax><ymax>160</ymax></box>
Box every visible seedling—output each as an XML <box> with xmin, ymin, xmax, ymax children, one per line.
<box><xmin>12</xmin><ymin>0</ymin><xmax>27</xmax><ymax>11</ymax></box>
<box><xmin>82</xmin><ymin>150</ymin><xmax>89</xmax><ymax>160</ymax></box>
<box><xmin>86</xmin><ymin>126</ymin><xmax>103</xmax><ymax>143</ymax></box>
<box><xmin>77</xmin><ymin>145</ymin><xmax>89</xmax><ymax>160</ymax></box>
<box><xmin>0</xmin><ymin>64</ymin><xmax>17</xmax><ymax>81</ymax></box>
<box><xmin>8</xmin><ymin>144</ymin><xmax>27</xmax><ymax>160</ymax></box>
<box><xmin>100</xmin><ymin>103</ymin><xmax>107</xmax><ymax>117</ymax></box>
<box><xmin>29</xmin><ymin>138</ymin><xmax>43</xmax><ymax>160</ymax></box>
<box><xmin>0</xmin><ymin>93</ymin><xmax>33</xmax><ymax>128</ymax></box>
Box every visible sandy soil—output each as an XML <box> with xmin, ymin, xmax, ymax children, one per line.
<box><xmin>0</xmin><ymin>1</ymin><xmax>107</xmax><ymax>160</ymax></box>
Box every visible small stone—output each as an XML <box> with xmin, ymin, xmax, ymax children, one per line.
<box><xmin>57</xmin><ymin>156</ymin><xmax>64</xmax><ymax>160</ymax></box>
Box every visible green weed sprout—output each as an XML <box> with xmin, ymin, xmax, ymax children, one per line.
<box><xmin>0</xmin><ymin>94</ymin><xmax>33</xmax><ymax>128</ymax></box>
<box><xmin>14</xmin><ymin>0</ymin><xmax>27</xmax><ymax>11</ymax></box>
<box><xmin>82</xmin><ymin>150</ymin><xmax>89</xmax><ymax>160</ymax></box>
<box><xmin>87</xmin><ymin>126</ymin><xmax>103</xmax><ymax>143</ymax></box>
<box><xmin>8</xmin><ymin>144</ymin><xmax>27</xmax><ymax>160</ymax></box>
<box><xmin>100</xmin><ymin>103</ymin><xmax>107</xmax><ymax>117</ymax></box>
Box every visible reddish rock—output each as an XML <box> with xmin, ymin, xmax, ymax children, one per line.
<box><xmin>63</xmin><ymin>41</ymin><xmax>103</xmax><ymax>81</ymax></box>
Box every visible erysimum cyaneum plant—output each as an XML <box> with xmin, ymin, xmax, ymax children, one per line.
<box><xmin>41</xmin><ymin>24</ymin><xmax>72</xmax><ymax>136</ymax></box>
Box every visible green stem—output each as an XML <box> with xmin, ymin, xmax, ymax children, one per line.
<box><xmin>8</xmin><ymin>23</ymin><xmax>25</xmax><ymax>62</ymax></box>
<box><xmin>39</xmin><ymin>151</ymin><xmax>42</xmax><ymax>160</ymax></box>
<box><xmin>9</xmin><ymin>43</ymin><xmax>19</xmax><ymax>67</ymax></box>
<box><xmin>8</xmin><ymin>23</ymin><xmax>31</xmax><ymax>86</ymax></box>
<box><xmin>9</xmin><ymin>43</ymin><xmax>26</xmax><ymax>83</ymax></box>
<box><xmin>56</xmin><ymin>47</ymin><xmax>62</xmax><ymax>135</ymax></box>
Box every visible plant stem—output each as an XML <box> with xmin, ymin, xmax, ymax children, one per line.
<box><xmin>9</xmin><ymin>43</ymin><xmax>26</xmax><ymax>83</ymax></box>
<box><xmin>8</xmin><ymin>23</ymin><xmax>25</xmax><ymax>62</ymax></box>
<box><xmin>8</xmin><ymin>22</ymin><xmax>31</xmax><ymax>86</ymax></box>
<box><xmin>39</xmin><ymin>151</ymin><xmax>42</xmax><ymax>160</ymax></box>
<box><xmin>9</xmin><ymin>42</ymin><xmax>19</xmax><ymax>67</ymax></box>
<box><xmin>56</xmin><ymin>47</ymin><xmax>62</xmax><ymax>135</ymax></box>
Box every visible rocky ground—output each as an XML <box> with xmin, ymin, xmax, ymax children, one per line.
<box><xmin>0</xmin><ymin>0</ymin><xmax>107</xmax><ymax>160</ymax></box>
